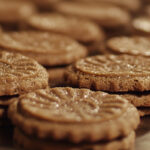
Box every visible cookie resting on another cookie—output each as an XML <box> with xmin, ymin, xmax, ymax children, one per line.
<box><xmin>8</xmin><ymin>87</ymin><xmax>139</xmax><ymax>143</ymax></box>
<box><xmin>65</xmin><ymin>55</ymin><xmax>150</xmax><ymax>92</ymax></box>
<box><xmin>0</xmin><ymin>31</ymin><xmax>87</xmax><ymax>66</ymax></box>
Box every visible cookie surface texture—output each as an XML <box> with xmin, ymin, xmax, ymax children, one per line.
<box><xmin>8</xmin><ymin>87</ymin><xmax>139</xmax><ymax>143</ymax></box>
<box><xmin>65</xmin><ymin>55</ymin><xmax>150</xmax><ymax>92</ymax></box>
<box><xmin>0</xmin><ymin>31</ymin><xmax>87</xmax><ymax>66</ymax></box>
<box><xmin>107</xmin><ymin>36</ymin><xmax>150</xmax><ymax>56</ymax></box>
<box><xmin>0</xmin><ymin>51</ymin><xmax>48</xmax><ymax>96</ymax></box>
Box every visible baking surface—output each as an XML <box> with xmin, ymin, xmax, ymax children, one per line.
<box><xmin>0</xmin><ymin>116</ymin><xmax>150</xmax><ymax>150</ymax></box>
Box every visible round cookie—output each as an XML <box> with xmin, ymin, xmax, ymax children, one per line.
<box><xmin>0</xmin><ymin>51</ymin><xmax>48</xmax><ymax>96</ymax></box>
<box><xmin>65</xmin><ymin>55</ymin><xmax>150</xmax><ymax>92</ymax></box>
<box><xmin>72</xmin><ymin>0</ymin><xmax>141</xmax><ymax>12</ymax></box>
<box><xmin>0</xmin><ymin>31</ymin><xmax>87</xmax><ymax>66</ymax></box>
<box><xmin>26</xmin><ymin>13</ymin><xmax>105</xmax><ymax>43</ymax></box>
<box><xmin>14</xmin><ymin>128</ymin><xmax>135</xmax><ymax>150</ymax></box>
<box><xmin>132</xmin><ymin>17</ymin><xmax>150</xmax><ymax>35</ymax></box>
<box><xmin>53</xmin><ymin>2</ymin><xmax>131</xmax><ymax>28</ymax></box>
<box><xmin>8</xmin><ymin>87</ymin><xmax>140</xmax><ymax>143</ymax></box>
<box><xmin>47</xmin><ymin>67</ymin><xmax>66</xmax><ymax>87</ymax></box>
<box><xmin>107</xmin><ymin>36</ymin><xmax>150</xmax><ymax>56</ymax></box>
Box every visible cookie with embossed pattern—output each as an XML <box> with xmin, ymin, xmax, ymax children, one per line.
<box><xmin>8</xmin><ymin>87</ymin><xmax>140</xmax><ymax>143</ymax></box>
<box><xmin>0</xmin><ymin>51</ymin><xmax>48</xmax><ymax>96</ymax></box>
<box><xmin>65</xmin><ymin>55</ymin><xmax>150</xmax><ymax>92</ymax></box>
<box><xmin>14</xmin><ymin>128</ymin><xmax>135</xmax><ymax>150</ymax></box>
<box><xmin>0</xmin><ymin>31</ymin><xmax>87</xmax><ymax>66</ymax></box>
<box><xmin>107</xmin><ymin>36</ymin><xmax>150</xmax><ymax>56</ymax></box>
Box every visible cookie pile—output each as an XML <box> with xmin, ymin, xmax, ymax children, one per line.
<box><xmin>9</xmin><ymin>87</ymin><xmax>140</xmax><ymax>150</ymax></box>
<box><xmin>0</xmin><ymin>51</ymin><xmax>48</xmax><ymax>125</ymax></box>
<box><xmin>0</xmin><ymin>0</ymin><xmax>150</xmax><ymax>149</ymax></box>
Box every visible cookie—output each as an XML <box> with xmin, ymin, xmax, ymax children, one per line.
<box><xmin>26</xmin><ymin>13</ymin><xmax>105</xmax><ymax>55</ymax></box>
<box><xmin>0</xmin><ymin>51</ymin><xmax>48</xmax><ymax>96</ymax></box>
<box><xmin>72</xmin><ymin>0</ymin><xmax>141</xmax><ymax>12</ymax></box>
<box><xmin>47</xmin><ymin>67</ymin><xmax>66</xmax><ymax>87</ymax></box>
<box><xmin>14</xmin><ymin>128</ymin><xmax>135</xmax><ymax>150</ymax></box>
<box><xmin>65</xmin><ymin>55</ymin><xmax>150</xmax><ymax>92</ymax></box>
<box><xmin>0</xmin><ymin>31</ymin><xmax>87</xmax><ymax>66</ymax></box>
<box><xmin>132</xmin><ymin>17</ymin><xmax>150</xmax><ymax>35</ymax></box>
<box><xmin>107</xmin><ymin>36</ymin><xmax>150</xmax><ymax>56</ymax></box>
<box><xmin>0</xmin><ymin>0</ymin><xmax>36</xmax><ymax>30</ymax></box>
<box><xmin>26</xmin><ymin>13</ymin><xmax>105</xmax><ymax>43</ymax></box>
<box><xmin>8</xmin><ymin>87</ymin><xmax>140</xmax><ymax>143</ymax></box>
<box><xmin>117</xmin><ymin>92</ymin><xmax>150</xmax><ymax>107</ymax></box>
<box><xmin>53</xmin><ymin>2</ymin><xmax>131</xmax><ymax>28</ymax></box>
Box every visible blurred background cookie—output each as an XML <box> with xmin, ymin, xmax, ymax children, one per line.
<box><xmin>26</xmin><ymin>13</ymin><xmax>105</xmax><ymax>55</ymax></box>
<box><xmin>107</xmin><ymin>36</ymin><xmax>150</xmax><ymax>56</ymax></box>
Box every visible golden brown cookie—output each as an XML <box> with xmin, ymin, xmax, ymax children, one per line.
<box><xmin>71</xmin><ymin>0</ymin><xmax>141</xmax><ymax>12</ymax></box>
<box><xmin>14</xmin><ymin>128</ymin><xmax>135</xmax><ymax>150</ymax></box>
<box><xmin>26</xmin><ymin>13</ymin><xmax>105</xmax><ymax>43</ymax></box>
<box><xmin>132</xmin><ymin>17</ymin><xmax>150</xmax><ymax>35</ymax></box>
<box><xmin>0</xmin><ymin>51</ymin><xmax>48</xmax><ymax>96</ymax></box>
<box><xmin>47</xmin><ymin>67</ymin><xmax>66</xmax><ymax>87</ymax></box>
<box><xmin>65</xmin><ymin>55</ymin><xmax>150</xmax><ymax>92</ymax></box>
<box><xmin>107</xmin><ymin>36</ymin><xmax>150</xmax><ymax>56</ymax></box>
<box><xmin>0</xmin><ymin>31</ymin><xmax>87</xmax><ymax>66</ymax></box>
<box><xmin>53</xmin><ymin>2</ymin><xmax>131</xmax><ymax>28</ymax></box>
<box><xmin>8</xmin><ymin>87</ymin><xmax>140</xmax><ymax>143</ymax></box>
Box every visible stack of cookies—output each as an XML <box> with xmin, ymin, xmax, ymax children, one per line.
<box><xmin>65</xmin><ymin>54</ymin><xmax>150</xmax><ymax>117</ymax></box>
<box><xmin>105</xmin><ymin>36</ymin><xmax>150</xmax><ymax>116</ymax></box>
<box><xmin>0</xmin><ymin>51</ymin><xmax>48</xmax><ymax>125</ymax></box>
<box><xmin>0</xmin><ymin>0</ymin><xmax>149</xmax><ymax>149</ymax></box>
<box><xmin>0</xmin><ymin>31</ymin><xmax>87</xmax><ymax>87</ymax></box>
<box><xmin>8</xmin><ymin>87</ymin><xmax>140</xmax><ymax>150</ymax></box>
